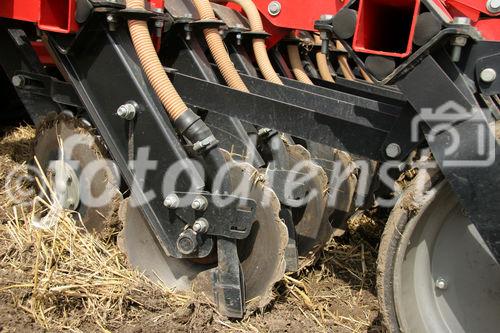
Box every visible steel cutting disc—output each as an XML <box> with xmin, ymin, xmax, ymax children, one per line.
<box><xmin>281</xmin><ymin>143</ymin><xmax>332</xmax><ymax>259</ymax></box>
<box><xmin>34</xmin><ymin>113</ymin><xmax>121</xmax><ymax>231</ymax></box>
<box><xmin>118</xmin><ymin>149</ymin><xmax>287</xmax><ymax>310</ymax></box>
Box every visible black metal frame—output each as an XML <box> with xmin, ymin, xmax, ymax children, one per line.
<box><xmin>0</xmin><ymin>3</ymin><xmax>498</xmax><ymax>317</ymax></box>
<box><xmin>397</xmin><ymin>54</ymin><xmax>500</xmax><ymax>261</ymax></box>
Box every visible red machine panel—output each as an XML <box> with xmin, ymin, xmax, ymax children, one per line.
<box><xmin>0</xmin><ymin>0</ymin><xmax>78</xmax><ymax>33</ymax></box>
<box><xmin>353</xmin><ymin>0</ymin><xmax>421</xmax><ymax>57</ymax></box>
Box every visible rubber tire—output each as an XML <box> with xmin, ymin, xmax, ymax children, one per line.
<box><xmin>377</xmin><ymin>168</ymin><xmax>443</xmax><ymax>332</ymax></box>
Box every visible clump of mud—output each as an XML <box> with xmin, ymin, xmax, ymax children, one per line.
<box><xmin>0</xmin><ymin>125</ymin><xmax>384</xmax><ymax>332</ymax></box>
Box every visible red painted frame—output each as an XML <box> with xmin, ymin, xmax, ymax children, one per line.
<box><xmin>352</xmin><ymin>0</ymin><xmax>421</xmax><ymax>57</ymax></box>
<box><xmin>0</xmin><ymin>0</ymin><xmax>78</xmax><ymax>33</ymax></box>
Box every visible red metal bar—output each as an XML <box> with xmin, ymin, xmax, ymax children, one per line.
<box><xmin>0</xmin><ymin>0</ymin><xmax>78</xmax><ymax>33</ymax></box>
<box><xmin>0</xmin><ymin>0</ymin><xmax>40</xmax><ymax>23</ymax></box>
<box><xmin>474</xmin><ymin>19</ymin><xmax>500</xmax><ymax>41</ymax></box>
<box><xmin>353</xmin><ymin>0</ymin><xmax>421</xmax><ymax>58</ymax></box>
<box><xmin>31</xmin><ymin>41</ymin><xmax>54</xmax><ymax>65</ymax></box>
<box><xmin>250</xmin><ymin>0</ymin><xmax>346</xmax><ymax>31</ymax></box>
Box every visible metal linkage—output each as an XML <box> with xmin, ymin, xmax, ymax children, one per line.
<box><xmin>0</xmin><ymin>26</ymin><xmax>64</xmax><ymax>124</ymax></box>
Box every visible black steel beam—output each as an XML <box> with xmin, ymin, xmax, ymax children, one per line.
<box><xmin>169</xmin><ymin>69</ymin><xmax>417</xmax><ymax>161</ymax></box>
<box><xmin>0</xmin><ymin>25</ymin><xmax>61</xmax><ymax>124</ymax></box>
<box><xmin>46</xmin><ymin>17</ymin><xmax>211</xmax><ymax>259</ymax></box>
<box><xmin>164</xmin><ymin>33</ymin><xmax>265</xmax><ymax>167</ymax></box>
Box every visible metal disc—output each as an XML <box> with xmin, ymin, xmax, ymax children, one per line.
<box><xmin>284</xmin><ymin>143</ymin><xmax>332</xmax><ymax>259</ymax></box>
<box><xmin>305</xmin><ymin>142</ymin><xmax>358</xmax><ymax>236</ymax></box>
<box><xmin>118</xmin><ymin>149</ymin><xmax>287</xmax><ymax>310</ymax></box>
<box><xmin>393</xmin><ymin>182</ymin><xmax>500</xmax><ymax>332</ymax></box>
<box><xmin>34</xmin><ymin>113</ymin><xmax>121</xmax><ymax>231</ymax></box>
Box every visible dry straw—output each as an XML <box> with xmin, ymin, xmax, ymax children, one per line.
<box><xmin>0</xmin><ymin>126</ymin><xmax>383</xmax><ymax>332</ymax></box>
<box><xmin>0</xmin><ymin>130</ymin><xmax>188</xmax><ymax>331</ymax></box>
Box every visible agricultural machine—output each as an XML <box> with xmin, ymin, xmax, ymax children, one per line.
<box><xmin>1</xmin><ymin>0</ymin><xmax>499</xmax><ymax>331</ymax></box>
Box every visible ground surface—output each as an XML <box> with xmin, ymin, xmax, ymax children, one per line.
<box><xmin>0</xmin><ymin>125</ymin><xmax>386</xmax><ymax>332</ymax></box>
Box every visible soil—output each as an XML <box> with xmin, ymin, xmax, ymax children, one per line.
<box><xmin>0</xmin><ymin>125</ymin><xmax>387</xmax><ymax>333</ymax></box>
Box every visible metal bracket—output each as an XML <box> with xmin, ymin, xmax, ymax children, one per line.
<box><xmin>169</xmin><ymin>192</ymin><xmax>256</xmax><ymax>240</ymax></box>
<box><xmin>12</xmin><ymin>72</ymin><xmax>84</xmax><ymax>109</ymax></box>
<box><xmin>211</xmin><ymin>238</ymin><xmax>245</xmax><ymax>318</ymax></box>
<box><xmin>260</xmin><ymin>132</ymin><xmax>309</xmax><ymax>207</ymax></box>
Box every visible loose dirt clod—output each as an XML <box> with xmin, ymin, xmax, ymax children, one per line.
<box><xmin>0</xmin><ymin>125</ymin><xmax>384</xmax><ymax>332</ymax></box>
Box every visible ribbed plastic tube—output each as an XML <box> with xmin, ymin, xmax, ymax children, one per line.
<box><xmin>192</xmin><ymin>0</ymin><xmax>249</xmax><ymax>92</ymax></box>
<box><xmin>126</xmin><ymin>0</ymin><xmax>188</xmax><ymax>120</ymax></box>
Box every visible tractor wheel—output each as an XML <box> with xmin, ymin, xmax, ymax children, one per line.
<box><xmin>377</xmin><ymin>168</ymin><xmax>500</xmax><ymax>332</ymax></box>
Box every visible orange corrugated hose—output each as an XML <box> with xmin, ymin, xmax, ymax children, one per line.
<box><xmin>192</xmin><ymin>0</ymin><xmax>249</xmax><ymax>92</ymax></box>
<box><xmin>126</xmin><ymin>0</ymin><xmax>187</xmax><ymax>120</ymax></box>
<box><xmin>287</xmin><ymin>43</ymin><xmax>314</xmax><ymax>85</ymax></box>
<box><xmin>360</xmin><ymin>68</ymin><xmax>374</xmax><ymax>83</ymax></box>
<box><xmin>313</xmin><ymin>35</ymin><xmax>335</xmax><ymax>83</ymax></box>
<box><xmin>335</xmin><ymin>41</ymin><xmax>355</xmax><ymax>81</ymax></box>
<box><xmin>216</xmin><ymin>0</ymin><xmax>283</xmax><ymax>85</ymax></box>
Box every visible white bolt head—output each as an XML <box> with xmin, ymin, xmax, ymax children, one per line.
<box><xmin>193</xmin><ymin>218</ymin><xmax>209</xmax><ymax>233</ymax></box>
<box><xmin>268</xmin><ymin>1</ymin><xmax>281</xmax><ymax>16</ymax></box>
<box><xmin>191</xmin><ymin>196</ymin><xmax>208</xmax><ymax>211</ymax></box>
<box><xmin>452</xmin><ymin>16</ymin><xmax>471</xmax><ymax>25</ymax></box>
<box><xmin>117</xmin><ymin>103</ymin><xmax>137</xmax><ymax>120</ymax></box>
<box><xmin>435</xmin><ymin>278</ymin><xmax>448</xmax><ymax>290</ymax></box>
<box><xmin>385</xmin><ymin>143</ymin><xmax>401</xmax><ymax>158</ymax></box>
<box><xmin>480</xmin><ymin>68</ymin><xmax>497</xmax><ymax>83</ymax></box>
<box><xmin>487</xmin><ymin>0</ymin><xmax>500</xmax><ymax>13</ymax></box>
<box><xmin>164</xmin><ymin>194</ymin><xmax>179</xmax><ymax>208</ymax></box>
<box><xmin>11</xmin><ymin>75</ymin><xmax>25</xmax><ymax>87</ymax></box>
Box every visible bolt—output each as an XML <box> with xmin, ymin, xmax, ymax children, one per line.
<box><xmin>321</xmin><ymin>39</ymin><xmax>329</xmax><ymax>55</ymax></box>
<box><xmin>450</xmin><ymin>35</ymin><xmax>468</xmax><ymax>62</ymax></box>
<box><xmin>449</xmin><ymin>17</ymin><xmax>470</xmax><ymax>62</ymax></box>
<box><xmin>452</xmin><ymin>16</ymin><xmax>471</xmax><ymax>26</ymax></box>
<box><xmin>192</xmin><ymin>136</ymin><xmax>215</xmax><ymax>151</ymax></box>
<box><xmin>78</xmin><ymin>117</ymin><xmax>92</xmax><ymax>127</ymax></box>
<box><xmin>236</xmin><ymin>32</ymin><xmax>242</xmax><ymax>46</ymax></box>
<box><xmin>106</xmin><ymin>14</ymin><xmax>119</xmax><ymax>31</ymax></box>
<box><xmin>191</xmin><ymin>196</ymin><xmax>208</xmax><ymax>211</ymax></box>
<box><xmin>163</xmin><ymin>194</ymin><xmax>180</xmax><ymax>209</ymax></box>
<box><xmin>268</xmin><ymin>1</ymin><xmax>281</xmax><ymax>16</ymax></box>
<box><xmin>66</xmin><ymin>198</ymin><xmax>75</xmax><ymax>209</ymax></box>
<box><xmin>117</xmin><ymin>102</ymin><xmax>137</xmax><ymax>120</ymax></box>
<box><xmin>176</xmin><ymin>230</ymin><xmax>198</xmax><ymax>255</ymax></box>
<box><xmin>487</xmin><ymin>0</ymin><xmax>500</xmax><ymax>13</ymax></box>
<box><xmin>154</xmin><ymin>20</ymin><xmax>164</xmax><ymax>28</ymax></box>
<box><xmin>258</xmin><ymin>127</ymin><xmax>272</xmax><ymax>136</ymax></box>
<box><xmin>319</xmin><ymin>14</ymin><xmax>334</xmax><ymax>21</ymax></box>
<box><xmin>480</xmin><ymin>68</ymin><xmax>497</xmax><ymax>83</ymax></box>
<box><xmin>385</xmin><ymin>143</ymin><xmax>401</xmax><ymax>158</ymax></box>
<box><xmin>192</xmin><ymin>218</ymin><xmax>209</xmax><ymax>233</ymax></box>
<box><xmin>61</xmin><ymin>110</ymin><xmax>75</xmax><ymax>118</ymax></box>
<box><xmin>435</xmin><ymin>277</ymin><xmax>448</xmax><ymax>290</ymax></box>
<box><xmin>155</xmin><ymin>20</ymin><xmax>163</xmax><ymax>38</ymax></box>
<box><xmin>11</xmin><ymin>75</ymin><xmax>25</xmax><ymax>88</ymax></box>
